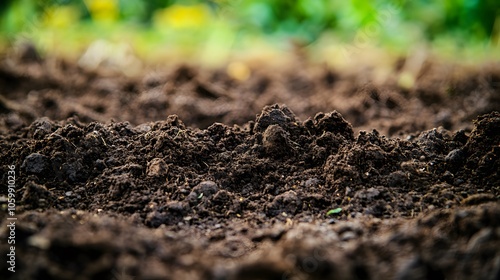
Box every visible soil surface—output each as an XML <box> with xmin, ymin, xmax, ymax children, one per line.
<box><xmin>0</xmin><ymin>49</ymin><xmax>499</xmax><ymax>280</ymax></box>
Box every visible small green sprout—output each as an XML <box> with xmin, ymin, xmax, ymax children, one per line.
<box><xmin>197</xmin><ymin>193</ymin><xmax>204</xmax><ymax>199</ymax></box>
<box><xmin>326</xmin><ymin>208</ymin><xmax>342</xmax><ymax>216</ymax></box>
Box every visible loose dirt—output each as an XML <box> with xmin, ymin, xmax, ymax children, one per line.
<box><xmin>0</xmin><ymin>49</ymin><xmax>499</xmax><ymax>280</ymax></box>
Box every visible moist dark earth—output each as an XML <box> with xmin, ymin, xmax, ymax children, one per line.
<box><xmin>0</xmin><ymin>48</ymin><xmax>499</xmax><ymax>280</ymax></box>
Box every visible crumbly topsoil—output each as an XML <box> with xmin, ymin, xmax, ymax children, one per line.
<box><xmin>0</xmin><ymin>52</ymin><xmax>499</xmax><ymax>280</ymax></box>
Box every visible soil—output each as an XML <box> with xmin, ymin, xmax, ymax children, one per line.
<box><xmin>0</xmin><ymin>48</ymin><xmax>499</xmax><ymax>280</ymax></box>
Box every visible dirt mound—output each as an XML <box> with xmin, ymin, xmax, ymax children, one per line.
<box><xmin>1</xmin><ymin>104</ymin><xmax>499</xmax><ymax>279</ymax></box>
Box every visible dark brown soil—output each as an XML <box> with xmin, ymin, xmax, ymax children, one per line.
<box><xmin>0</xmin><ymin>49</ymin><xmax>499</xmax><ymax>280</ymax></box>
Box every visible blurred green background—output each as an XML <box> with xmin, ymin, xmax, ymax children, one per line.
<box><xmin>0</xmin><ymin>0</ymin><xmax>499</xmax><ymax>65</ymax></box>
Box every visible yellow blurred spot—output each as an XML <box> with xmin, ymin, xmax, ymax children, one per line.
<box><xmin>84</xmin><ymin>0</ymin><xmax>119</xmax><ymax>22</ymax></box>
<box><xmin>43</xmin><ymin>6</ymin><xmax>80</xmax><ymax>28</ymax></box>
<box><xmin>227</xmin><ymin>62</ymin><xmax>251</xmax><ymax>81</ymax></box>
<box><xmin>398</xmin><ymin>71</ymin><xmax>415</xmax><ymax>90</ymax></box>
<box><xmin>154</xmin><ymin>4</ymin><xmax>211</xmax><ymax>29</ymax></box>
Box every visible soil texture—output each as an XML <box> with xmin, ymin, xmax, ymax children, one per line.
<box><xmin>0</xmin><ymin>50</ymin><xmax>499</xmax><ymax>280</ymax></box>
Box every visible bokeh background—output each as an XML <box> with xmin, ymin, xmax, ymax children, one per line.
<box><xmin>0</xmin><ymin>0</ymin><xmax>499</xmax><ymax>66</ymax></box>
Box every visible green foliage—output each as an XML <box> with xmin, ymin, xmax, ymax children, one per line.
<box><xmin>0</xmin><ymin>0</ymin><xmax>37</xmax><ymax>35</ymax></box>
<box><xmin>228</xmin><ymin>0</ymin><xmax>338</xmax><ymax>43</ymax></box>
<box><xmin>402</xmin><ymin>0</ymin><xmax>500</xmax><ymax>41</ymax></box>
<box><xmin>0</xmin><ymin>0</ymin><xmax>498</xmax><ymax>47</ymax></box>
